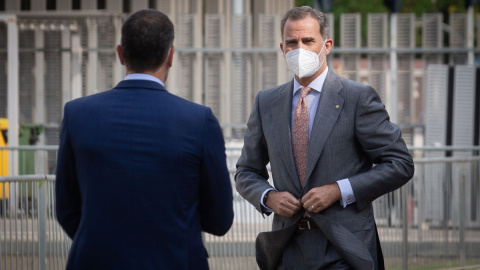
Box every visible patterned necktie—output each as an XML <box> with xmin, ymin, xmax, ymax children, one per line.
<box><xmin>292</xmin><ymin>86</ymin><xmax>311</xmax><ymax>187</ymax></box>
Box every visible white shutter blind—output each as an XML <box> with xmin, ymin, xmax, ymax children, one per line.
<box><xmin>340</xmin><ymin>13</ymin><xmax>360</xmax><ymax>81</ymax></box>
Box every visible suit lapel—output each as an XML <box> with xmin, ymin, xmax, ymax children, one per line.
<box><xmin>271</xmin><ymin>80</ymin><xmax>302</xmax><ymax>193</ymax></box>
<box><xmin>304</xmin><ymin>70</ymin><xmax>344</xmax><ymax>186</ymax></box>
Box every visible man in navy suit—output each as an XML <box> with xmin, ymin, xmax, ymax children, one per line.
<box><xmin>55</xmin><ymin>9</ymin><xmax>234</xmax><ymax>270</ymax></box>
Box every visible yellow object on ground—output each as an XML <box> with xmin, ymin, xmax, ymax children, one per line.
<box><xmin>0</xmin><ymin>118</ymin><xmax>9</xmax><ymax>199</ymax></box>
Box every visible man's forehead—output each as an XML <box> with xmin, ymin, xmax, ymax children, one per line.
<box><xmin>283</xmin><ymin>27</ymin><xmax>321</xmax><ymax>41</ymax></box>
<box><xmin>283</xmin><ymin>16</ymin><xmax>321</xmax><ymax>35</ymax></box>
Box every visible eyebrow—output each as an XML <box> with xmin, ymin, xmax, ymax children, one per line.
<box><xmin>301</xmin><ymin>37</ymin><xmax>315</xmax><ymax>42</ymax></box>
<box><xmin>284</xmin><ymin>37</ymin><xmax>316</xmax><ymax>43</ymax></box>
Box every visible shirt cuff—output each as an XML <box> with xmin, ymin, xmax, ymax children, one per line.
<box><xmin>261</xmin><ymin>188</ymin><xmax>276</xmax><ymax>212</ymax></box>
<box><xmin>337</xmin><ymin>178</ymin><xmax>356</xmax><ymax>208</ymax></box>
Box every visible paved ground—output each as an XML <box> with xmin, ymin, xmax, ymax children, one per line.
<box><xmin>3</xmin><ymin>255</ymin><xmax>479</xmax><ymax>270</ymax></box>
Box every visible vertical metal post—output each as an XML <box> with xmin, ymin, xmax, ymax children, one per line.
<box><xmin>34</xmin><ymin>28</ymin><xmax>47</xmax><ymax>174</ymax></box>
<box><xmin>3</xmin><ymin>15</ymin><xmax>20</xmax><ymax>216</ymax></box>
<box><xmin>86</xmin><ymin>18</ymin><xmax>98</xmax><ymax>95</ymax></box>
<box><xmin>233</xmin><ymin>0</ymin><xmax>243</xmax><ymax>14</ymax></box>
<box><xmin>389</xmin><ymin>13</ymin><xmax>398</xmax><ymax>124</ymax></box>
<box><xmin>113</xmin><ymin>16</ymin><xmax>124</xmax><ymax>85</ymax></box>
<box><xmin>444</xmin><ymin>163</ymin><xmax>451</xmax><ymax>256</ymax></box>
<box><xmin>401</xmin><ymin>185</ymin><xmax>408</xmax><ymax>270</ymax></box>
<box><xmin>193</xmin><ymin>11</ymin><xmax>203</xmax><ymax>105</ymax></box>
<box><xmin>467</xmin><ymin>5</ymin><xmax>474</xmax><ymax>65</ymax></box>
<box><xmin>416</xmin><ymin>163</ymin><xmax>423</xmax><ymax>242</ymax></box>
<box><xmin>459</xmin><ymin>166</ymin><xmax>466</xmax><ymax>267</ymax></box>
<box><xmin>61</xmin><ymin>29</ymin><xmax>72</xmax><ymax>106</ymax></box>
<box><xmin>38</xmin><ymin>178</ymin><xmax>47</xmax><ymax>270</ymax></box>
<box><xmin>71</xmin><ymin>31</ymin><xmax>83</xmax><ymax>100</ymax></box>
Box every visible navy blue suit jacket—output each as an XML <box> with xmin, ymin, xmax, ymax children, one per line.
<box><xmin>55</xmin><ymin>80</ymin><xmax>234</xmax><ymax>270</ymax></box>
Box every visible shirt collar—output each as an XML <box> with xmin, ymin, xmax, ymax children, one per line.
<box><xmin>124</xmin><ymin>73</ymin><xmax>165</xmax><ymax>87</ymax></box>
<box><xmin>293</xmin><ymin>66</ymin><xmax>329</xmax><ymax>95</ymax></box>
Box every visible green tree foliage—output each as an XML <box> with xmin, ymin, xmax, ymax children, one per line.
<box><xmin>295</xmin><ymin>0</ymin><xmax>314</xmax><ymax>7</ymax></box>
<box><xmin>295</xmin><ymin>0</ymin><xmax>470</xmax><ymax>13</ymax></box>
<box><xmin>402</xmin><ymin>0</ymin><xmax>467</xmax><ymax>15</ymax></box>
<box><xmin>294</xmin><ymin>0</ymin><xmax>475</xmax><ymax>46</ymax></box>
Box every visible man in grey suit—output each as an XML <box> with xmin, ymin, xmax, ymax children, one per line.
<box><xmin>235</xmin><ymin>6</ymin><xmax>414</xmax><ymax>270</ymax></box>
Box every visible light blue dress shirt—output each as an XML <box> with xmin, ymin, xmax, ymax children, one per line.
<box><xmin>124</xmin><ymin>73</ymin><xmax>165</xmax><ymax>87</ymax></box>
<box><xmin>261</xmin><ymin>67</ymin><xmax>356</xmax><ymax>211</ymax></box>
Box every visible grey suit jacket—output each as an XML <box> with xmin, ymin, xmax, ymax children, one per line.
<box><xmin>235</xmin><ymin>69</ymin><xmax>414</xmax><ymax>270</ymax></box>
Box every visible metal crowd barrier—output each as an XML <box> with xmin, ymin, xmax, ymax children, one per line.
<box><xmin>1</xmin><ymin>146</ymin><xmax>480</xmax><ymax>270</ymax></box>
<box><xmin>0</xmin><ymin>175</ymin><xmax>70</xmax><ymax>270</ymax></box>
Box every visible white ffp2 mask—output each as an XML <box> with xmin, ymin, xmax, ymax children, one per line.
<box><xmin>284</xmin><ymin>40</ymin><xmax>327</xmax><ymax>78</ymax></box>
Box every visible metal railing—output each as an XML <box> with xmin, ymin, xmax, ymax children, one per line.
<box><xmin>1</xmin><ymin>145</ymin><xmax>480</xmax><ymax>270</ymax></box>
<box><xmin>0</xmin><ymin>175</ymin><xmax>70</xmax><ymax>270</ymax></box>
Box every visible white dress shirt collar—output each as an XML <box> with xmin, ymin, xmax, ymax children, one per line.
<box><xmin>293</xmin><ymin>66</ymin><xmax>329</xmax><ymax>94</ymax></box>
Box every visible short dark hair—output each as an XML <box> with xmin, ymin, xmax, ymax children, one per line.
<box><xmin>121</xmin><ymin>9</ymin><xmax>174</xmax><ymax>73</ymax></box>
<box><xmin>280</xmin><ymin>6</ymin><xmax>329</xmax><ymax>41</ymax></box>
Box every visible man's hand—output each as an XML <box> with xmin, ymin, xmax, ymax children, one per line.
<box><xmin>301</xmin><ymin>183</ymin><xmax>342</xmax><ymax>213</ymax></box>
<box><xmin>265</xmin><ymin>190</ymin><xmax>302</xmax><ymax>217</ymax></box>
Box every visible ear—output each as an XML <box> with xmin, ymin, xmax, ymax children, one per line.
<box><xmin>116</xmin><ymin>44</ymin><xmax>125</xmax><ymax>65</ymax></box>
<box><xmin>167</xmin><ymin>46</ymin><xmax>174</xmax><ymax>68</ymax></box>
<box><xmin>280</xmin><ymin>42</ymin><xmax>285</xmax><ymax>56</ymax></box>
<box><xmin>325</xmin><ymin>39</ymin><xmax>333</xmax><ymax>56</ymax></box>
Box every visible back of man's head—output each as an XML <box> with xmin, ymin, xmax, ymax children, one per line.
<box><xmin>121</xmin><ymin>9</ymin><xmax>174</xmax><ymax>73</ymax></box>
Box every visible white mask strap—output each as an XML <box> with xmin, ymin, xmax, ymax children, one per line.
<box><xmin>317</xmin><ymin>39</ymin><xmax>327</xmax><ymax>56</ymax></box>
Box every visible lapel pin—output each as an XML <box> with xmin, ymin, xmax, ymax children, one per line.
<box><xmin>335</xmin><ymin>105</ymin><xmax>339</xmax><ymax>109</ymax></box>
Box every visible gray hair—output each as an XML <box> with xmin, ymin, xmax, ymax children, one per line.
<box><xmin>280</xmin><ymin>6</ymin><xmax>329</xmax><ymax>41</ymax></box>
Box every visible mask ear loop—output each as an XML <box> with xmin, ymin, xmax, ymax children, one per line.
<box><xmin>316</xmin><ymin>39</ymin><xmax>328</xmax><ymax>57</ymax></box>
<box><xmin>309</xmin><ymin>40</ymin><xmax>328</xmax><ymax>75</ymax></box>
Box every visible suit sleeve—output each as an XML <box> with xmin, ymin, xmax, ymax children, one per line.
<box><xmin>55</xmin><ymin>103</ymin><xmax>82</xmax><ymax>239</ymax></box>
<box><xmin>350</xmin><ymin>86</ymin><xmax>415</xmax><ymax>210</ymax></box>
<box><xmin>199</xmin><ymin>108</ymin><xmax>234</xmax><ymax>236</ymax></box>
<box><xmin>235</xmin><ymin>92</ymin><xmax>273</xmax><ymax>214</ymax></box>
